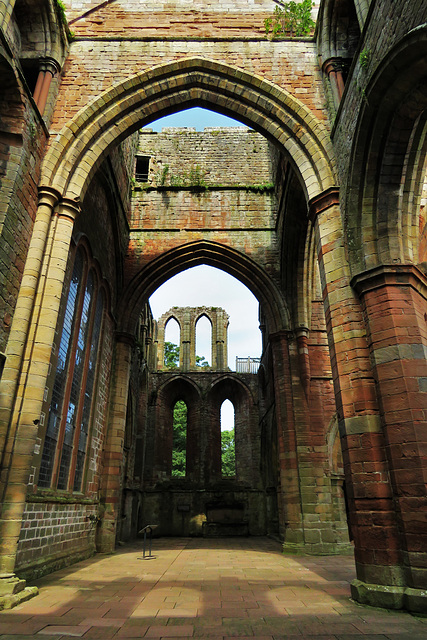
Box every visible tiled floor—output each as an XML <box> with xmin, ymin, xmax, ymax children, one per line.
<box><xmin>1</xmin><ymin>538</ymin><xmax>426</xmax><ymax>639</ymax></box>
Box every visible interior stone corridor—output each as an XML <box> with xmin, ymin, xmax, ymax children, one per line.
<box><xmin>1</xmin><ymin>0</ymin><xmax>427</xmax><ymax>617</ymax></box>
<box><xmin>1</xmin><ymin>537</ymin><xmax>426</xmax><ymax>640</ymax></box>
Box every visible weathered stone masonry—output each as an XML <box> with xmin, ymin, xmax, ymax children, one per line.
<box><xmin>0</xmin><ymin>0</ymin><xmax>426</xmax><ymax>614</ymax></box>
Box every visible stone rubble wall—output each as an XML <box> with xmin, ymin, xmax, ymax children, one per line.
<box><xmin>136</xmin><ymin>128</ymin><xmax>276</xmax><ymax>188</ymax></box>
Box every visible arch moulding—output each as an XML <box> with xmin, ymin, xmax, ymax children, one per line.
<box><xmin>118</xmin><ymin>240</ymin><xmax>290</xmax><ymax>336</ymax></box>
<box><xmin>40</xmin><ymin>56</ymin><xmax>337</xmax><ymax>203</ymax></box>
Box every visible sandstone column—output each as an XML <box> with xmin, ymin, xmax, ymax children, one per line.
<box><xmin>309</xmin><ymin>188</ymin><xmax>406</xmax><ymax>607</ymax></box>
<box><xmin>97</xmin><ymin>333</ymin><xmax>133</xmax><ymax>553</ymax></box>
<box><xmin>351</xmin><ymin>265</ymin><xmax>427</xmax><ymax>608</ymax></box>
<box><xmin>270</xmin><ymin>330</ymin><xmax>304</xmax><ymax>546</ymax></box>
<box><xmin>0</xmin><ymin>194</ymin><xmax>78</xmax><ymax>607</ymax></box>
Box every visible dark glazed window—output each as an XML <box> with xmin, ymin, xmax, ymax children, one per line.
<box><xmin>38</xmin><ymin>247</ymin><xmax>105</xmax><ymax>492</ymax></box>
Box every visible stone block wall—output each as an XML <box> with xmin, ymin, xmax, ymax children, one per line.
<box><xmin>0</xmin><ymin>75</ymin><xmax>48</xmax><ymax>354</ymax></box>
<box><xmin>141</xmin><ymin>369</ymin><xmax>264</xmax><ymax>537</ymax></box>
<box><xmin>65</xmin><ymin>1</ymin><xmax>320</xmax><ymax>40</ymax></box>
<box><xmin>136</xmin><ymin>127</ymin><xmax>276</xmax><ymax>188</ymax></box>
<box><xmin>127</xmin><ymin>128</ymin><xmax>280</xmax><ymax>288</ymax></box>
<box><xmin>16</xmin><ymin>502</ymin><xmax>98</xmax><ymax>579</ymax></box>
<box><xmin>49</xmin><ymin>40</ymin><xmax>327</xmax><ymax>135</ymax></box>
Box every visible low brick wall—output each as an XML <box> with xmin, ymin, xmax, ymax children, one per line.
<box><xmin>16</xmin><ymin>502</ymin><xmax>99</xmax><ymax>580</ymax></box>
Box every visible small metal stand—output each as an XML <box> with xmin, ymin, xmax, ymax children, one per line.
<box><xmin>138</xmin><ymin>524</ymin><xmax>158</xmax><ymax>559</ymax></box>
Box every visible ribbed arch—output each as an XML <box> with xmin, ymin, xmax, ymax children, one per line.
<box><xmin>118</xmin><ymin>240</ymin><xmax>290</xmax><ymax>336</ymax></box>
<box><xmin>39</xmin><ymin>56</ymin><xmax>337</xmax><ymax>202</ymax></box>
<box><xmin>346</xmin><ymin>24</ymin><xmax>427</xmax><ymax>274</ymax></box>
<box><xmin>317</xmin><ymin>0</ymin><xmax>361</xmax><ymax>61</ymax></box>
<box><xmin>158</xmin><ymin>375</ymin><xmax>202</xmax><ymax>406</ymax></box>
<box><xmin>208</xmin><ymin>374</ymin><xmax>256</xmax><ymax>406</ymax></box>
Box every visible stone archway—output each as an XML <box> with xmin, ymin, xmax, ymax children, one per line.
<box><xmin>0</xmin><ymin>55</ymin><xmax>345</xmax><ymax>588</ymax></box>
<box><xmin>346</xmin><ymin>26</ymin><xmax>427</xmax><ymax>274</ymax></box>
<box><xmin>342</xmin><ymin>25</ymin><xmax>427</xmax><ymax>605</ymax></box>
<box><xmin>119</xmin><ymin>240</ymin><xmax>290</xmax><ymax>338</ymax></box>
<box><xmin>39</xmin><ymin>57</ymin><xmax>337</xmax><ymax>201</ymax></box>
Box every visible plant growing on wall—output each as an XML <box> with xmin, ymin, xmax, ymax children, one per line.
<box><xmin>265</xmin><ymin>0</ymin><xmax>315</xmax><ymax>38</ymax></box>
<box><xmin>55</xmin><ymin>0</ymin><xmax>75</xmax><ymax>42</ymax></box>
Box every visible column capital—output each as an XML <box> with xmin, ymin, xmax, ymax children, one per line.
<box><xmin>37</xmin><ymin>186</ymin><xmax>62</xmax><ymax>209</ymax></box>
<box><xmin>115</xmin><ymin>331</ymin><xmax>135</xmax><ymax>347</ymax></box>
<box><xmin>351</xmin><ymin>264</ymin><xmax>427</xmax><ymax>299</ymax></box>
<box><xmin>322</xmin><ymin>57</ymin><xmax>343</xmax><ymax>75</ymax></box>
<box><xmin>40</xmin><ymin>57</ymin><xmax>62</xmax><ymax>76</ymax></box>
<box><xmin>295</xmin><ymin>326</ymin><xmax>309</xmax><ymax>339</ymax></box>
<box><xmin>308</xmin><ymin>187</ymin><xmax>340</xmax><ymax>223</ymax></box>
<box><xmin>269</xmin><ymin>329</ymin><xmax>294</xmax><ymax>343</ymax></box>
<box><xmin>322</xmin><ymin>57</ymin><xmax>351</xmax><ymax>75</ymax></box>
<box><xmin>55</xmin><ymin>197</ymin><xmax>81</xmax><ymax>223</ymax></box>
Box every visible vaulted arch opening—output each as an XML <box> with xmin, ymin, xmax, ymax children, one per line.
<box><xmin>346</xmin><ymin>26</ymin><xmax>427</xmax><ymax>275</ymax></box>
<box><xmin>195</xmin><ymin>314</ymin><xmax>212</xmax><ymax>368</ymax></box>
<box><xmin>39</xmin><ymin>57</ymin><xmax>336</xmax><ymax>202</ymax></box>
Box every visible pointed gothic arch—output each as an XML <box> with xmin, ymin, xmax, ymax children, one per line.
<box><xmin>38</xmin><ymin>56</ymin><xmax>337</xmax><ymax>202</ymax></box>
<box><xmin>346</xmin><ymin>25</ymin><xmax>427</xmax><ymax>274</ymax></box>
<box><xmin>118</xmin><ymin>240</ymin><xmax>290</xmax><ymax>337</ymax></box>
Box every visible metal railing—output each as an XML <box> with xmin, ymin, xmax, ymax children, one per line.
<box><xmin>235</xmin><ymin>357</ymin><xmax>260</xmax><ymax>374</ymax></box>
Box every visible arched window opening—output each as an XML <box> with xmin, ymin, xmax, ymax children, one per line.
<box><xmin>150</xmin><ymin>265</ymin><xmax>261</xmax><ymax>371</ymax></box>
<box><xmin>164</xmin><ymin>317</ymin><xmax>180</xmax><ymax>368</ymax></box>
<box><xmin>195</xmin><ymin>315</ymin><xmax>211</xmax><ymax>367</ymax></box>
<box><xmin>221</xmin><ymin>399</ymin><xmax>235</xmax><ymax>477</ymax></box>
<box><xmin>38</xmin><ymin>249</ymin><xmax>105</xmax><ymax>492</ymax></box>
<box><xmin>172</xmin><ymin>400</ymin><xmax>187</xmax><ymax>477</ymax></box>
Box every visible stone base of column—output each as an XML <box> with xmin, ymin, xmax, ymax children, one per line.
<box><xmin>282</xmin><ymin>521</ymin><xmax>353</xmax><ymax>556</ymax></box>
<box><xmin>0</xmin><ymin>575</ymin><xmax>38</xmax><ymax>611</ymax></box>
<box><xmin>351</xmin><ymin>579</ymin><xmax>427</xmax><ymax>613</ymax></box>
<box><xmin>283</xmin><ymin>540</ymin><xmax>354</xmax><ymax>555</ymax></box>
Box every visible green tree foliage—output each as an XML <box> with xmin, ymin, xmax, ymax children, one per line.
<box><xmin>164</xmin><ymin>341</ymin><xmax>210</xmax><ymax>369</ymax></box>
<box><xmin>265</xmin><ymin>0</ymin><xmax>315</xmax><ymax>38</ymax></box>
<box><xmin>172</xmin><ymin>400</ymin><xmax>187</xmax><ymax>477</ymax></box>
<box><xmin>221</xmin><ymin>429</ymin><xmax>236</xmax><ymax>476</ymax></box>
<box><xmin>196</xmin><ymin>354</ymin><xmax>210</xmax><ymax>368</ymax></box>
<box><xmin>164</xmin><ymin>341</ymin><xmax>179</xmax><ymax>369</ymax></box>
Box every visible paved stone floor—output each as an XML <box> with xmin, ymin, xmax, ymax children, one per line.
<box><xmin>1</xmin><ymin>538</ymin><xmax>426</xmax><ymax>640</ymax></box>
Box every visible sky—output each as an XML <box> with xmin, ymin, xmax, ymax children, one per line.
<box><xmin>147</xmin><ymin>108</ymin><xmax>262</xmax><ymax>432</ymax></box>
<box><xmin>148</xmin><ymin>107</ymin><xmax>244</xmax><ymax>132</ymax></box>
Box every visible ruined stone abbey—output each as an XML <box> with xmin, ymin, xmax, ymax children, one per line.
<box><xmin>0</xmin><ymin>0</ymin><xmax>426</xmax><ymax>613</ymax></box>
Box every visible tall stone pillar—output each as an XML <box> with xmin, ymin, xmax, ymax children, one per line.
<box><xmin>351</xmin><ymin>265</ymin><xmax>427</xmax><ymax>610</ymax></box>
<box><xmin>180</xmin><ymin>308</ymin><xmax>191</xmax><ymax>371</ymax></box>
<box><xmin>156</xmin><ymin>323</ymin><xmax>165</xmax><ymax>370</ymax></box>
<box><xmin>270</xmin><ymin>330</ymin><xmax>304</xmax><ymax>547</ymax></box>
<box><xmin>214</xmin><ymin>308</ymin><xmax>228</xmax><ymax>371</ymax></box>
<box><xmin>0</xmin><ymin>193</ymin><xmax>78</xmax><ymax>608</ymax></box>
<box><xmin>272</xmin><ymin>326</ymin><xmax>351</xmax><ymax>554</ymax></box>
<box><xmin>97</xmin><ymin>333</ymin><xmax>133</xmax><ymax>553</ymax></box>
<box><xmin>309</xmin><ymin>188</ymin><xmax>412</xmax><ymax>608</ymax></box>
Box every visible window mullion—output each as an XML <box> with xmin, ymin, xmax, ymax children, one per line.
<box><xmin>67</xmin><ymin>287</ymin><xmax>99</xmax><ymax>491</ymax></box>
<box><xmin>52</xmin><ymin>261</ymin><xmax>90</xmax><ymax>490</ymax></box>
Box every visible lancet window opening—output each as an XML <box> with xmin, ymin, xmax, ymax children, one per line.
<box><xmin>220</xmin><ymin>399</ymin><xmax>236</xmax><ymax>477</ymax></box>
<box><xmin>164</xmin><ymin>317</ymin><xmax>181</xmax><ymax>368</ymax></box>
<box><xmin>195</xmin><ymin>314</ymin><xmax>212</xmax><ymax>367</ymax></box>
<box><xmin>172</xmin><ymin>400</ymin><xmax>187</xmax><ymax>477</ymax></box>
